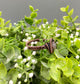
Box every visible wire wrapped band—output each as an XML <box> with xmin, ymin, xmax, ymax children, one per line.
<box><xmin>26</xmin><ymin>38</ymin><xmax>56</xmax><ymax>54</ymax></box>
<box><xmin>26</xmin><ymin>39</ymin><xmax>46</xmax><ymax>50</ymax></box>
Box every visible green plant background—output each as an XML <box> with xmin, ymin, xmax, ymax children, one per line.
<box><xmin>0</xmin><ymin>5</ymin><xmax>80</xmax><ymax>84</ymax></box>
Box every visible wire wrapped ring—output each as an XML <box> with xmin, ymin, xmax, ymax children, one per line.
<box><xmin>26</xmin><ymin>38</ymin><xmax>56</xmax><ymax>54</ymax></box>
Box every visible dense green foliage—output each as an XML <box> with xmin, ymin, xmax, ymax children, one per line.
<box><xmin>0</xmin><ymin>5</ymin><xmax>80</xmax><ymax>84</ymax></box>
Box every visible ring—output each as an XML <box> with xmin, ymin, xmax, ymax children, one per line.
<box><xmin>26</xmin><ymin>38</ymin><xmax>56</xmax><ymax>54</ymax></box>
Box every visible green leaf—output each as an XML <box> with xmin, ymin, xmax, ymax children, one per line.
<box><xmin>60</xmin><ymin>5</ymin><xmax>69</xmax><ymax>12</ymax></box>
<box><xmin>3</xmin><ymin>47</ymin><xmax>15</xmax><ymax>63</ymax></box>
<box><xmin>49</xmin><ymin>58</ymin><xmax>74</xmax><ymax>82</ymax></box>
<box><xmin>0</xmin><ymin>38</ymin><xmax>5</xmax><ymax>51</ymax></box>
<box><xmin>57</xmin><ymin>43</ymin><xmax>65</xmax><ymax>49</ymax></box>
<box><xmin>61</xmin><ymin>20</ymin><xmax>68</xmax><ymax>26</ymax></box>
<box><xmin>0</xmin><ymin>18</ymin><xmax>4</xmax><ymax>27</ymax></box>
<box><xmin>60</xmin><ymin>7</ymin><xmax>66</xmax><ymax>12</ymax></box>
<box><xmin>29</xmin><ymin>5</ymin><xmax>34</xmax><ymax>12</ymax></box>
<box><xmin>67</xmin><ymin>37</ymin><xmax>71</xmax><ymax>48</ymax></box>
<box><xmin>43</xmin><ymin>18</ymin><xmax>47</xmax><ymax>23</ymax></box>
<box><xmin>42</xmin><ymin>30</ymin><xmax>49</xmax><ymax>39</ymax></box>
<box><xmin>13</xmin><ymin>46</ymin><xmax>21</xmax><ymax>59</ymax></box>
<box><xmin>41</xmin><ymin>66</ymin><xmax>50</xmax><ymax>80</ymax></box>
<box><xmin>30</xmin><ymin>12</ymin><xmax>37</xmax><ymax>18</ymax></box>
<box><xmin>63</xmin><ymin>16</ymin><xmax>71</xmax><ymax>23</ymax></box>
<box><xmin>7</xmin><ymin>69</ymin><xmax>19</xmax><ymax>84</ymax></box>
<box><xmin>0</xmin><ymin>11</ymin><xmax>2</xmax><ymax>16</ymax></box>
<box><xmin>8</xmin><ymin>23</ymin><xmax>12</xmax><ymax>31</ymax></box>
<box><xmin>23</xmin><ymin>49</ymin><xmax>32</xmax><ymax>57</ymax></box>
<box><xmin>72</xmin><ymin>78</ymin><xmax>80</xmax><ymax>84</ymax></box>
<box><xmin>70</xmin><ymin>57</ymin><xmax>79</xmax><ymax>67</ymax></box>
<box><xmin>68</xmin><ymin>9</ymin><xmax>74</xmax><ymax>16</ymax></box>
<box><xmin>34</xmin><ymin>9</ymin><xmax>39</xmax><ymax>12</ymax></box>
<box><xmin>25</xmin><ymin>28</ymin><xmax>39</xmax><ymax>33</ymax></box>
<box><xmin>0</xmin><ymin>63</ymin><xmax>7</xmax><ymax>79</ymax></box>
<box><xmin>25</xmin><ymin>16</ymin><xmax>33</xmax><ymax>25</ymax></box>
<box><xmin>56</xmin><ymin>58</ymin><xmax>74</xmax><ymax>77</ymax></box>
<box><xmin>0</xmin><ymin>80</ymin><xmax>7</xmax><ymax>84</ymax></box>
<box><xmin>73</xmin><ymin>66</ymin><xmax>80</xmax><ymax>77</ymax></box>
<box><xmin>59</xmin><ymin>76</ymin><xmax>73</xmax><ymax>84</ymax></box>
<box><xmin>0</xmin><ymin>29</ymin><xmax>8</xmax><ymax>36</ymax></box>
<box><xmin>4</xmin><ymin>20</ymin><xmax>10</xmax><ymax>26</ymax></box>
<box><xmin>75</xmin><ymin>39</ymin><xmax>80</xmax><ymax>48</ymax></box>
<box><xmin>74</xmin><ymin>23</ymin><xmax>80</xmax><ymax>26</ymax></box>
<box><xmin>63</xmin><ymin>58</ymin><xmax>74</xmax><ymax>77</ymax></box>
<box><xmin>57</xmin><ymin>43</ymin><xmax>68</xmax><ymax>56</ymax></box>
<box><xmin>49</xmin><ymin>63</ymin><xmax>61</xmax><ymax>82</ymax></box>
<box><xmin>35</xmin><ymin>19</ymin><xmax>42</xmax><ymax>25</ymax></box>
<box><xmin>52</xmin><ymin>19</ymin><xmax>58</xmax><ymax>27</ymax></box>
<box><xmin>40</xmin><ymin>81</ymin><xmax>48</xmax><ymax>84</ymax></box>
<box><xmin>66</xmin><ymin>5</ymin><xmax>69</xmax><ymax>12</ymax></box>
<box><xmin>61</xmin><ymin>30</ymin><xmax>68</xmax><ymax>39</ymax></box>
<box><xmin>54</xmin><ymin>49</ymin><xmax>64</xmax><ymax>58</ymax></box>
<box><xmin>72</xmin><ymin>16</ymin><xmax>79</xmax><ymax>22</ymax></box>
<box><xmin>59</xmin><ymin>48</ymin><xmax>68</xmax><ymax>56</ymax></box>
<box><xmin>0</xmin><ymin>53</ymin><xmax>6</xmax><ymax>63</ymax></box>
<box><xmin>55</xmin><ymin>58</ymin><xmax>66</xmax><ymax>70</ymax></box>
<box><xmin>53</xmin><ymin>19</ymin><xmax>57</xmax><ymax>23</ymax></box>
<box><xmin>13</xmin><ymin>26</ymin><xmax>20</xmax><ymax>33</ymax></box>
<box><xmin>48</xmin><ymin>56</ymin><xmax>56</xmax><ymax>62</ymax></box>
<box><xmin>48</xmin><ymin>27</ymin><xmax>56</xmax><ymax>34</ymax></box>
<box><xmin>41</xmin><ymin>61</ymin><xmax>49</xmax><ymax>68</ymax></box>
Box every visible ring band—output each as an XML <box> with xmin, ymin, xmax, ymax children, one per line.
<box><xmin>26</xmin><ymin>38</ymin><xmax>56</xmax><ymax>54</ymax></box>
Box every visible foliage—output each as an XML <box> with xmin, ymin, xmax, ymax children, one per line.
<box><xmin>0</xmin><ymin>5</ymin><xmax>80</xmax><ymax>84</ymax></box>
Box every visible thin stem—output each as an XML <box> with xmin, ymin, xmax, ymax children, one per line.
<box><xmin>0</xmin><ymin>51</ymin><xmax>7</xmax><ymax>58</ymax></box>
<box><xmin>67</xmin><ymin>48</ymin><xmax>77</xmax><ymax>56</ymax></box>
<box><xmin>66</xmin><ymin>12</ymin><xmax>76</xmax><ymax>28</ymax></box>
